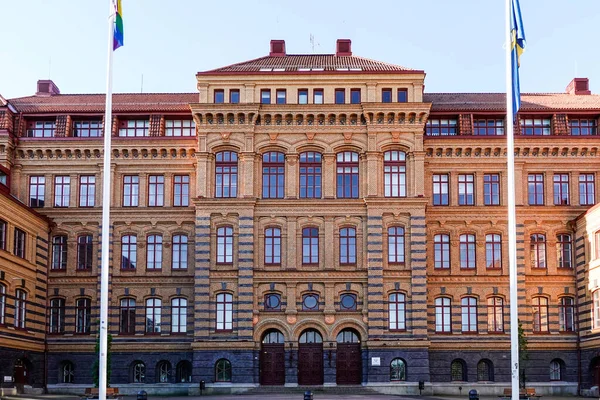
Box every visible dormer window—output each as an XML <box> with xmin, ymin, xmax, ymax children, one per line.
<box><xmin>425</xmin><ymin>119</ymin><xmax>458</xmax><ymax>136</ymax></box>
<box><xmin>473</xmin><ymin>118</ymin><xmax>504</xmax><ymax>136</ymax></box>
<box><xmin>521</xmin><ymin>117</ymin><xmax>551</xmax><ymax>136</ymax></box>
<box><xmin>73</xmin><ymin>119</ymin><xmax>103</xmax><ymax>137</ymax></box>
<box><xmin>214</xmin><ymin>90</ymin><xmax>225</xmax><ymax>104</ymax></box>
<box><xmin>397</xmin><ymin>89</ymin><xmax>408</xmax><ymax>103</ymax></box>
<box><xmin>26</xmin><ymin>120</ymin><xmax>56</xmax><ymax>137</ymax></box>
<box><xmin>569</xmin><ymin>118</ymin><xmax>597</xmax><ymax>135</ymax></box>
<box><xmin>118</xmin><ymin>119</ymin><xmax>149</xmax><ymax>137</ymax></box>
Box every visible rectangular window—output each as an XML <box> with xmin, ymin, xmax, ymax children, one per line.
<box><xmin>336</xmin><ymin>152</ymin><xmax>359</xmax><ymax>198</ymax></box>
<box><xmin>171</xmin><ymin>298</ymin><xmax>187</xmax><ymax>333</ymax></box>
<box><xmin>229</xmin><ymin>89</ymin><xmax>240</xmax><ymax>104</ymax></box>
<box><xmin>0</xmin><ymin>219</ymin><xmax>6</xmax><ymax>250</ymax></box>
<box><xmin>432</xmin><ymin>174</ymin><xmax>449</xmax><ymax>205</ymax></box>
<box><xmin>461</xmin><ymin>297</ymin><xmax>478</xmax><ymax>333</ymax></box>
<box><xmin>382</xmin><ymin>89</ymin><xmax>392</xmax><ymax>103</ymax></box>
<box><xmin>165</xmin><ymin>119</ymin><xmax>195</xmax><ymax>136</ymax></box>
<box><xmin>146</xmin><ymin>235</ymin><xmax>162</xmax><ymax>270</ymax></box>
<box><xmin>298</xmin><ymin>89</ymin><xmax>308</xmax><ymax>105</ymax></box>
<box><xmin>217</xmin><ymin>227</ymin><xmax>233</xmax><ymax>264</ymax></box>
<box><xmin>559</xmin><ymin>297</ymin><xmax>575</xmax><ymax>332</ymax></box>
<box><xmin>579</xmin><ymin>173</ymin><xmax>595</xmax><ymax>205</ymax></box>
<box><xmin>384</xmin><ymin>151</ymin><xmax>407</xmax><ymax>197</ymax></box>
<box><xmin>0</xmin><ymin>285</ymin><xmax>5</xmax><ymax>325</ymax></box>
<box><xmin>54</xmin><ymin>176</ymin><xmax>70</xmax><ymax>207</ymax></box>
<box><xmin>173</xmin><ymin>175</ymin><xmax>189</xmax><ymax>207</ymax></box>
<box><xmin>302</xmin><ymin>227</ymin><xmax>319</xmax><ymax>265</ymax></box>
<box><xmin>121</xmin><ymin>235</ymin><xmax>137</xmax><ymax>270</ymax></box>
<box><xmin>434</xmin><ymin>234</ymin><xmax>450</xmax><ymax>269</ymax></box>
<box><xmin>216</xmin><ymin>293</ymin><xmax>233</xmax><ymax>331</ymax></box>
<box><xmin>148</xmin><ymin>175</ymin><xmax>164</xmax><ymax>207</ymax></box>
<box><xmin>350</xmin><ymin>89</ymin><xmax>361</xmax><ymax>104</ymax></box>
<box><xmin>119</xmin><ymin>298</ymin><xmax>136</xmax><ymax>334</ymax></box>
<box><xmin>532</xmin><ymin>297</ymin><xmax>549</xmax><ymax>332</ymax></box>
<box><xmin>261</xmin><ymin>89</ymin><xmax>271</xmax><ymax>104</ymax></box>
<box><xmin>553</xmin><ymin>174</ymin><xmax>570</xmax><ymax>205</ymax></box>
<box><xmin>521</xmin><ymin>118</ymin><xmax>551</xmax><ymax>135</ymax></box>
<box><xmin>262</xmin><ymin>152</ymin><xmax>285</xmax><ymax>199</ymax></box>
<box><xmin>14</xmin><ymin>289</ymin><xmax>27</xmax><ymax>329</ymax></box>
<box><xmin>473</xmin><ymin>119</ymin><xmax>505</xmax><ymax>135</ymax></box>
<box><xmin>530</xmin><ymin>234</ymin><xmax>547</xmax><ymax>269</ymax></box>
<box><xmin>594</xmin><ymin>291</ymin><xmax>600</xmax><ymax>329</ymax></box>
<box><xmin>49</xmin><ymin>298</ymin><xmax>65</xmax><ymax>334</ymax></box>
<box><xmin>487</xmin><ymin>297</ymin><xmax>504</xmax><ymax>332</ymax></box>
<box><xmin>76</xmin><ymin>298</ymin><xmax>91</xmax><ymax>334</ymax></box>
<box><xmin>556</xmin><ymin>234</ymin><xmax>572</xmax><ymax>269</ymax></box>
<box><xmin>276</xmin><ymin>89</ymin><xmax>286</xmax><ymax>104</ymax></box>
<box><xmin>14</xmin><ymin>228</ymin><xmax>26</xmax><ymax>258</ymax></box>
<box><xmin>397</xmin><ymin>89</ymin><xmax>408</xmax><ymax>103</ymax></box>
<box><xmin>299</xmin><ymin>152</ymin><xmax>322</xmax><ymax>198</ymax></box>
<box><xmin>118</xmin><ymin>119</ymin><xmax>149</xmax><ymax>137</ymax></box>
<box><xmin>484</xmin><ymin>174</ymin><xmax>500</xmax><ymax>205</ymax></box>
<box><xmin>123</xmin><ymin>175</ymin><xmax>139</xmax><ymax>207</ymax></box>
<box><xmin>26</xmin><ymin>120</ymin><xmax>56</xmax><ymax>137</ymax></box>
<box><xmin>214</xmin><ymin>89</ymin><xmax>225</xmax><ymax>104</ymax></box>
<box><xmin>29</xmin><ymin>176</ymin><xmax>45</xmax><ymax>208</ymax></box>
<box><xmin>435</xmin><ymin>297</ymin><xmax>452</xmax><ymax>333</ymax></box>
<box><xmin>264</xmin><ymin>228</ymin><xmax>281</xmax><ymax>265</ymax></box>
<box><xmin>335</xmin><ymin>89</ymin><xmax>345</xmax><ymax>104</ymax></box>
<box><xmin>52</xmin><ymin>236</ymin><xmax>67</xmax><ymax>270</ymax></box>
<box><xmin>458</xmin><ymin>174</ymin><xmax>474</xmax><ymax>205</ymax></box>
<box><xmin>313</xmin><ymin>89</ymin><xmax>324</xmax><ymax>104</ymax></box>
<box><xmin>528</xmin><ymin>174</ymin><xmax>545</xmax><ymax>205</ymax></box>
<box><xmin>595</xmin><ymin>231</ymin><xmax>600</xmax><ymax>260</ymax></box>
<box><xmin>215</xmin><ymin>151</ymin><xmax>238</xmax><ymax>198</ymax></box>
<box><xmin>72</xmin><ymin>119</ymin><xmax>103</xmax><ymax>137</ymax></box>
<box><xmin>425</xmin><ymin>119</ymin><xmax>458</xmax><ymax>136</ymax></box>
<box><xmin>388</xmin><ymin>293</ymin><xmax>406</xmax><ymax>330</ymax></box>
<box><xmin>172</xmin><ymin>235</ymin><xmax>188</xmax><ymax>269</ymax></box>
<box><xmin>486</xmin><ymin>234</ymin><xmax>502</xmax><ymax>269</ymax></box>
<box><xmin>569</xmin><ymin>118</ymin><xmax>597</xmax><ymax>135</ymax></box>
<box><xmin>79</xmin><ymin>175</ymin><xmax>96</xmax><ymax>207</ymax></box>
<box><xmin>459</xmin><ymin>234</ymin><xmax>476</xmax><ymax>269</ymax></box>
<box><xmin>145</xmin><ymin>298</ymin><xmax>162</xmax><ymax>333</ymax></box>
<box><xmin>339</xmin><ymin>228</ymin><xmax>356</xmax><ymax>265</ymax></box>
<box><xmin>77</xmin><ymin>235</ymin><xmax>93</xmax><ymax>270</ymax></box>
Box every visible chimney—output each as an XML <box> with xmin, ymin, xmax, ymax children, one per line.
<box><xmin>36</xmin><ymin>79</ymin><xmax>61</xmax><ymax>96</ymax></box>
<box><xmin>269</xmin><ymin>40</ymin><xmax>286</xmax><ymax>57</ymax></box>
<box><xmin>566</xmin><ymin>78</ymin><xmax>591</xmax><ymax>95</ymax></box>
<box><xmin>336</xmin><ymin>39</ymin><xmax>352</xmax><ymax>56</ymax></box>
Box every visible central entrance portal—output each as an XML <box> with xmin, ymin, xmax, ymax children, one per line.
<box><xmin>260</xmin><ymin>330</ymin><xmax>286</xmax><ymax>385</ymax></box>
<box><xmin>298</xmin><ymin>329</ymin><xmax>323</xmax><ymax>385</ymax></box>
<box><xmin>336</xmin><ymin>329</ymin><xmax>362</xmax><ymax>384</ymax></box>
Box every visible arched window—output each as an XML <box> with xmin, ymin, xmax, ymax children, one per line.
<box><xmin>264</xmin><ymin>228</ymin><xmax>281</xmax><ymax>265</ymax></box>
<box><xmin>62</xmin><ymin>361</ymin><xmax>74</xmax><ymax>383</ymax></box>
<box><xmin>336</xmin><ymin>151</ymin><xmax>359</xmax><ymax>198</ymax></box>
<box><xmin>262</xmin><ymin>329</ymin><xmax>285</xmax><ymax>344</ymax></box>
<box><xmin>0</xmin><ymin>219</ymin><xmax>6</xmax><ymax>250</ymax></box>
<box><xmin>556</xmin><ymin>234</ymin><xmax>572</xmax><ymax>269</ymax></box>
<box><xmin>120</xmin><ymin>298</ymin><xmax>136</xmax><ymax>334</ymax></box>
<box><xmin>594</xmin><ymin>291</ymin><xmax>600</xmax><ymax>329</ymax></box>
<box><xmin>530</xmin><ymin>234</ymin><xmax>547</xmax><ymax>269</ymax></box>
<box><xmin>299</xmin><ymin>329</ymin><xmax>323</xmax><ymax>343</ymax></box>
<box><xmin>171</xmin><ymin>297</ymin><xmax>187</xmax><ymax>333</ymax></box>
<box><xmin>76</xmin><ymin>298</ymin><xmax>91</xmax><ymax>334</ymax></box>
<box><xmin>299</xmin><ymin>152</ymin><xmax>322</xmax><ymax>199</ymax></box>
<box><xmin>215</xmin><ymin>151</ymin><xmax>238</xmax><ymax>198</ymax></box>
<box><xmin>146</xmin><ymin>234</ymin><xmax>162</xmax><ymax>270</ymax></box>
<box><xmin>388</xmin><ymin>293</ymin><xmax>406</xmax><ymax>331</ymax></box>
<box><xmin>532</xmin><ymin>297</ymin><xmax>549</xmax><ymax>333</ymax></box>
<box><xmin>156</xmin><ymin>360</ymin><xmax>171</xmax><ymax>383</ymax></box>
<box><xmin>487</xmin><ymin>297</ymin><xmax>504</xmax><ymax>333</ymax></box>
<box><xmin>121</xmin><ymin>235</ymin><xmax>137</xmax><ymax>270</ymax></box>
<box><xmin>559</xmin><ymin>297</ymin><xmax>575</xmax><ymax>332</ymax></box>
<box><xmin>176</xmin><ymin>360</ymin><xmax>192</xmax><ymax>383</ymax></box>
<box><xmin>14</xmin><ymin>289</ymin><xmax>27</xmax><ymax>329</ymax></box>
<box><xmin>172</xmin><ymin>234</ymin><xmax>188</xmax><ymax>270</ymax></box>
<box><xmin>434</xmin><ymin>234</ymin><xmax>450</xmax><ymax>269</ymax></box>
<box><xmin>145</xmin><ymin>298</ymin><xmax>161</xmax><ymax>333</ymax></box>
<box><xmin>336</xmin><ymin>329</ymin><xmax>360</xmax><ymax>343</ymax></box>
<box><xmin>461</xmin><ymin>297</ymin><xmax>478</xmax><ymax>333</ymax></box>
<box><xmin>302</xmin><ymin>227</ymin><xmax>319</xmax><ymax>265</ymax></box>
<box><xmin>215</xmin><ymin>359</ymin><xmax>232</xmax><ymax>382</ymax></box>
<box><xmin>262</xmin><ymin>151</ymin><xmax>285</xmax><ymax>199</ymax></box>
<box><xmin>339</xmin><ymin>228</ymin><xmax>356</xmax><ymax>265</ymax></box>
<box><xmin>550</xmin><ymin>359</ymin><xmax>563</xmax><ymax>381</ymax></box>
<box><xmin>390</xmin><ymin>358</ymin><xmax>406</xmax><ymax>381</ymax></box>
<box><xmin>388</xmin><ymin>227</ymin><xmax>405</xmax><ymax>264</ymax></box>
<box><xmin>216</xmin><ymin>226</ymin><xmax>233</xmax><ymax>264</ymax></box>
<box><xmin>384</xmin><ymin>150</ymin><xmax>406</xmax><ymax>197</ymax></box>
<box><xmin>435</xmin><ymin>297</ymin><xmax>451</xmax><ymax>333</ymax></box>
<box><xmin>459</xmin><ymin>234</ymin><xmax>476</xmax><ymax>269</ymax></box>
<box><xmin>216</xmin><ymin>293</ymin><xmax>233</xmax><ymax>331</ymax></box>
<box><xmin>486</xmin><ymin>234</ymin><xmax>502</xmax><ymax>269</ymax></box>
<box><xmin>477</xmin><ymin>359</ymin><xmax>494</xmax><ymax>381</ymax></box>
<box><xmin>77</xmin><ymin>234</ymin><xmax>93</xmax><ymax>270</ymax></box>
<box><xmin>132</xmin><ymin>361</ymin><xmax>145</xmax><ymax>383</ymax></box>
<box><xmin>49</xmin><ymin>298</ymin><xmax>65</xmax><ymax>334</ymax></box>
<box><xmin>451</xmin><ymin>359</ymin><xmax>467</xmax><ymax>381</ymax></box>
<box><xmin>51</xmin><ymin>235</ymin><xmax>67</xmax><ymax>270</ymax></box>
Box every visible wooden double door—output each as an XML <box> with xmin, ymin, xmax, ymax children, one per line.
<box><xmin>260</xmin><ymin>343</ymin><xmax>285</xmax><ymax>385</ymax></box>
<box><xmin>336</xmin><ymin>342</ymin><xmax>362</xmax><ymax>384</ymax></box>
<box><xmin>298</xmin><ymin>343</ymin><xmax>324</xmax><ymax>385</ymax></box>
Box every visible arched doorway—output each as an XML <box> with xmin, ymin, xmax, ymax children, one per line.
<box><xmin>590</xmin><ymin>357</ymin><xmax>600</xmax><ymax>388</ymax></box>
<box><xmin>260</xmin><ymin>329</ymin><xmax>285</xmax><ymax>385</ymax></box>
<box><xmin>298</xmin><ymin>329</ymin><xmax>323</xmax><ymax>385</ymax></box>
<box><xmin>14</xmin><ymin>358</ymin><xmax>29</xmax><ymax>386</ymax></box>
<box><xmin>336</xmin><ymin>328</ymin><xmax>362</xmax><ymax>384</ymax></box>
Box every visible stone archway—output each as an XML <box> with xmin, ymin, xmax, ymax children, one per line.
<box><xmin>260</xmin><ymin>329</ymin><xmax>285</xmax><ymax>386</ymax></box>
<box><xmin>298</xmin><ymin>329</ymin><xmax>323</xmax><ymax>385</ymax></box>
<box><xmin>335</xmin><ymin>328</ymin><xmax>362</xmax><ymax>384</ymax></box>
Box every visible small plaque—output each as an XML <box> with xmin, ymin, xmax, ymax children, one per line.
<box><xmin>371</xmin><ymin>357</ymin><xmax>381</xmax><ymax>366</ymax></box>
<box><xmin>4</xmin><ymin>376</ymin><xmax>13</xmax><ymax>382</ymax></box>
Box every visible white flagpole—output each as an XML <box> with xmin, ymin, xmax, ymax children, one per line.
<box><xmin>505</xmin><ymin>1</ymin><xmax>520</xmax><ymax>399</ymax></box>
<box><xmin>99</xmin><ymin>1</ymin><xmax>116</xmax><ymax>399</ymax></box>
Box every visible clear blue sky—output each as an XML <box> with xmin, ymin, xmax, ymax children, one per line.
<box><xmin>1</xmin><ymin>0</ymin><xmax>598</xmax><ymax>99</ymax></box>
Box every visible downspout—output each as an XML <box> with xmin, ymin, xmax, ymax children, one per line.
<box><xmin>44</xmin><ymin>224</ymin><xmax>52</xmax><ymax>393</ymax></box>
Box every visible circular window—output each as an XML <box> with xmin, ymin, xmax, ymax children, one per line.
<box><xmin>340</xmin><ymin>294</ymin><xmax>357</xmax><ymax>311</ymax></box>
<box><xmin>302</xmin><ymin>294</ymin><xmax>319</xmax><ymax>311</ymax></box>
<box><xmin>265</xmin><ymin>294</ymin><xmax>281</xmax><ymax>310</ymax></box>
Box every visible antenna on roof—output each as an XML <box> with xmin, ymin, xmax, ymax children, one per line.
<box><xmin>309</xmin><ymin>34</ymin><xmax>319</xmax><ymax>53</ymax></box>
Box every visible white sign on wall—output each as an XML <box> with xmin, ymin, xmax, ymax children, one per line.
<box><xmin>3</xmin><ymin>376</ymin><xmax>13</xmax><ymax>382</ymax></box>
<box><xmin>371</xmin><ymin>357</ymin><xmax>381</xmax><ymax>366</ymax></box>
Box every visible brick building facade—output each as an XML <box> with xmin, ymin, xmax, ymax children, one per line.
<box><xmin>1</xmin><ymin>39</ymin><xmax>600</xmax><ymax>396</ymax></box>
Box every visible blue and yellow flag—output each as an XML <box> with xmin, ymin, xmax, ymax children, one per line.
<box><xmin>511</xmin><ymin>0</ymin><xmax>526</xmax><ymax>116</ymax></box>
<box><xmin>113</xmin><ymin>0</ymin><xmax>124</xmax><ymax>50</ymax></box>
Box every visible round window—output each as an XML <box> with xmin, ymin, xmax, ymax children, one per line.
<box><xmin>340</xmin><ymin>294</ymin><xmax>357</xmax><ymax>310</ymax></box>
<box><xmin>302</xmin><ymin>294</ymin><xmax>318</xmax><ymax>310</ymax></box>
<box><xmin>265</xmin><ymin>294</ymin><xmax>281</xmax><ymax>310</ymax></box>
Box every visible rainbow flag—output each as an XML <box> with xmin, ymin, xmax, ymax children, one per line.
<box><xmin>113</xmin><ymin>0</ymin><xmax>124</xmax><ymax>50</ymax></box>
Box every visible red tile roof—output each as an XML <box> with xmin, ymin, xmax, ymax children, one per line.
<box><xmin>8</xmin><ymin>93</ymin><xmax>198</xmax><ymax>113</ymax></box>
<box><xmin>425</xmin><ymin>93</ymin><xmax>600</xmax><ymax>112</ymax></box>
<box><xmin>200</xmin><ymin>54</ymin><xmax>419</xmax><ymax>74</ymax></box>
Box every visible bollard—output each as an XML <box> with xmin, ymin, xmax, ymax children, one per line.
<box><xmin>419</xmin><ymin>380</ymin><xmax>425</xmax><ymax>395</ymax></box>
<box><xmin>304</xmin><ymin>390</ymin><xmax>313</xmax><ymax>400</ymax></box>
<box><xmin>136</xmin><ymin>390</ymin><xmax>148</xmax><ymax>400</ymax></box>
<box><xmin>199</xmin><ymin>380</ymin><xmax>206</xmax><ymax>396</ymax></box>
<box><xmin>469</xmin><ymin>389</ymin><xmax>479</xmax><ymax>400</ymax></box>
